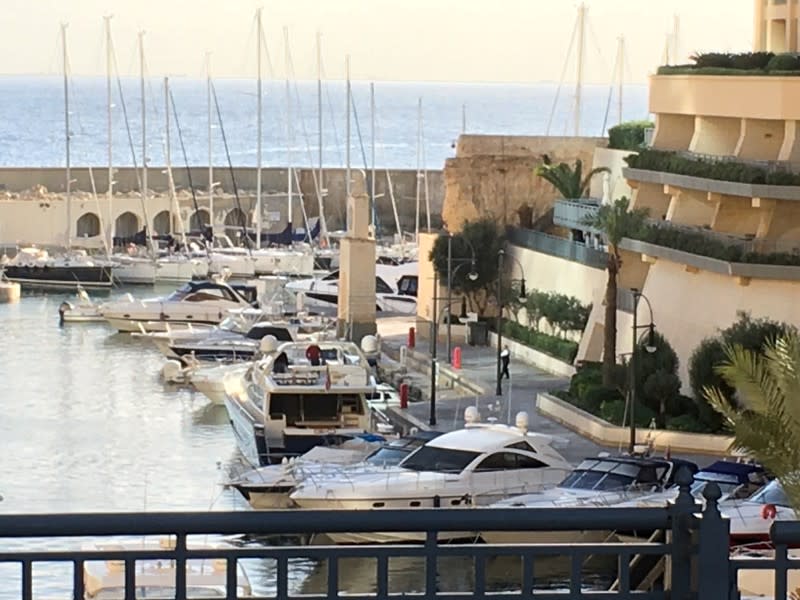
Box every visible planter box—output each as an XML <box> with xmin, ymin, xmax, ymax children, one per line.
<box><xmin>488</xmin><ymin>332</ymin><xmax>576</xmax><ymax>378</ymax></box>
<box><xmin>536</xmin><ymin>392</ymin><xmax>735</xmax><ymax>455</ymax></box>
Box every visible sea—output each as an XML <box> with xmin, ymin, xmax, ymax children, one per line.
<box><xmin>0</xmin><ymin>78</ymin><xmax>640</xmax><ymax>597</ymax></box>
<box><xmin>0</xmin><ymin>76</ymin><xmax>648</xmax><ymax>170</ymax></box>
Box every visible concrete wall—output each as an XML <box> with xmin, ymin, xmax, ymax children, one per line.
<box><xmin>0</xmin><ymin>166</ymin><xmax>444</xmax><ymax>240</ymax></box>
<box><xmin>441</xmin><ymin>135</ymin><xmax>607</xmax><ymax>232</ymax></box>
<box><xmin>589</xmin><ymin>147</ymin><xmax>635</xmax><ymax>201</ymax></box>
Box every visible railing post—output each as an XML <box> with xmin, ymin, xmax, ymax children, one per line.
<box><xmin>667</xmin><ymin>466</ymin><xmax>697</xmax><ymax>600</ymax></box>
<box><xmin>696</xmin><ymin>483</ymin><xmax>731</xmax><ymax>600</ymax></box>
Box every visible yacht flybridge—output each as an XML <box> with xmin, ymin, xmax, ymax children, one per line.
<box><xmin>100</xmin><ymin>279</ymin><xmax>258</xmax><ymax>332</ymax></box>
<box><xmin>222</xmin><ymin>339</ymin><xmax>375</xmax><ymax>467</ymax></box>
<box><xmin>289</xmin><ymin>409</ymin><xmax>573</xmax><ymax>543</ymax></box>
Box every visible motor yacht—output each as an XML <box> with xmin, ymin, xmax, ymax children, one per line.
<box><xmin>100</xmin><ymin>279</ymin><xmax>258</xmax><ymax>333</ymax></box>
<box><xmin>111</xmin><ymin>253</ymin><xmax>157</xmax><ymax>284</ymax></box>
<box><xmin>155</xmin><ymin>252</ymin><xmax>210</xmax><ymax>282</ymax></box>
<box><xmin>289</xmin><ymin>409</ymin><xmax>572</xmax><ymax>543</ymax></box>
<box><xmin>229</xmin><ymin>430</ymin><xmax>442</xmax><ymax>509</ymax></box>
<box><xmin>82</xmin><ymin>538</ymin><xmax>251</xmax><ymax>599</ymax></box>
<box><xmin>222</xmin><ymin>338</ymin><xmax>376</xmax><ymax>466</ymax></box>
<box><xmin>480</xmin><ymin>455</ymin><xmax>699</xmax><ymax>545</ymax></box>
<box><xmin>721</xmin><ymin>480</ymin><xmax>798</xmax><ymax>547</ymax></box>
<box><xmin>1</xmin><ymin>247</ymin><xmax>113</xmax><ymax>290</ymax></box>
<box><xmin>285</xmin><ymin>261</ymin><xmax>418</xmax><ymax>315</ymax></box>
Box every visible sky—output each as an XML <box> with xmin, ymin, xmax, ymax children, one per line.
<box><xmin>3</xmin><ymin>0</ymin><xmax>753</xmax><ymax>83</ymax></box>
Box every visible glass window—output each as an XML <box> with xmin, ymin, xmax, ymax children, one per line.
<box><xmin>375</xmin><ymin>277</ymin><xmax>394</xmax><ymax>294</ymax></box>
<box><xmin>474</xmin><ymin>452</ymin><xmax>546</xmax><ymax>471</ymax></box>
<box><xmin>749</xmin><ymin>481</ymin><xmax>792</xmax><ymax>507</ymax></box>
<box><xmin>505</xmin><ymin>440</ymin><xmax>534</xmax><ymax>452</ymax></box>
<box><xmin>401</xmin><ymin>446</ymin><xmax>480</xmax><ymax>473</ymax></box>
<box><xmin>397</xmin><ymin>275</ymin><xmax>418</xmax><ymax>296</ymax></box>
<box><xmin>323</xmin><ymin>271</ymin><xmax>340</xmax><ymax>281</ymax></box>
<box><xmin>365</xmin><ymin>447</ymin><xmax>410</xmax><ymax>466</ymax></box>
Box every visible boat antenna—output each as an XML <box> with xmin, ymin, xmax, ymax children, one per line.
<box><xmin>168</xmin><ymin>89</ymin><xmax>210</xmax><ymax>261</ymax></box>
<box><xmin>210</xmin><ymin>80</ymin><xmax>252</xmax><ymax>255</ymax></box>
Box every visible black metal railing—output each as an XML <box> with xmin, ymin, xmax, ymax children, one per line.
<box><xmin>1</xmin><ymin>474</ymin><xmax>778</xmax><ymax>599</ymax></box>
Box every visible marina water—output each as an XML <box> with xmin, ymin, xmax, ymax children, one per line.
<box><xmin>0</xmin><ymin>288</ymin><xmax>612</xmax><ymax>596</ymax></box>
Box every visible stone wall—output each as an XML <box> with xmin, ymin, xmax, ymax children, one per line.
<box><xmin>441</xmin><ymin>135</ymin><xmax>607</xmax><ymax>232</ymax></box>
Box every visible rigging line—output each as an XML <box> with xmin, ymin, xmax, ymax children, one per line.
<box><xmin>211</xmin><ymin>80</ymin><xmax>252</xmax><ymax>255</ymax></box>
<box><xmin>587</xmin><ymin>20</ymin><xmax>611</xmax><ymax>76</ymax></box>
<box><xmin>319</xmin><ymin>60</ymin><xmax>344</xmax><ymax>166</ymax></box>
<box><xmin>169</xmin><ymin>89</ymin><xmax>211</xmax><ymax>257</ymax></box>
<box><xmin>545</xmin><ymin>14</ymin><xmax>580</xmax><ymax>136</ymax></box>
<box><xmin>237</xmin><ymin>14</ymin><xmax>258</xmax><ymax>80</ymax></box>
<box><xmin>111</xmin><ymin>40</ymin><xmax>142</xmax><ymax>187</ymax></box>
<box><xmin>600</xmin><ymin>40</ymin><xmax>622</xmax><ymax>136</ymax></box>
<box><xmin>350</xmin><ymin>93</ymin><xmax>370</xmax><ymax>171</ymax></box>
<box><xmin>372</xmin><ymin>97</ymin><xmax>402</xmax><ymax>238</ymax></box>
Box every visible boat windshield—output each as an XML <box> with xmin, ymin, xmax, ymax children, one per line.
<box><xmin>218</xmin><ymin>315</ymin><xmax>249</xmax><ymax>334</ymax></box>
<box><xmin>690</xmin><ymin>471</ymin><xmax>742</xmax><ymax>498</ymax></box>
<box><xmin>400</xmin><ymin>446</ymin><xmax>480</xmax><ymax>473</ymax></box>
<box><xmin>558</xmin><ymin>459</ymin><xmax>663</xmax><ymax>492</ymax></box>
<box><xmin>748</xmin><ymin>480</ymin><xmax>792</xmax><ymax>507</ymax></box>
<box><xmin>93</xmin><ymin>587</ymin><xmax>225</xmax><ymax>598</ymax></box>
<box><xmin>165</xmin><ymin>283</ymin><xmax>194</xmax><ymax>301</ymax></box>
<box><xmin>365</xmin><ymin>447</ymin><xmax>412</xmax><ymax>467</ymax></box>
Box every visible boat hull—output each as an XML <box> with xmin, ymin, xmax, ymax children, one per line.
<box><xmin>3</xmin><ymin>265</ymin><xmax>113</xmax><ymax>289</ymax></box>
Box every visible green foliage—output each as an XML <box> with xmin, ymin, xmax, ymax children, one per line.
<box><xmin>569</xmin><ymin>362</ymin><xmax>603</xmax><ymax>402</ymax></box>
<box><xmin>583</xmin><ymin>386</ymin><xmax>623</xmax><ymax>413</ymax></box>
<box><xmin>501</xmin><ymin>321</ymin><xmax>579</xmax><ymax>363</ymax></box>
<box><xmin>689</xmin><ymin>312</ymin><xmax>796</xmax><ymax>406</ymax></box>
<box><xmin>666</xmin><ymin>414</ymin><xmax>710</xmax><ymax>433</ymax></box>
<box><xmin>583</xmin><ymin>196</ymin><xmax>649</xmax><ymax>251</ymax></box>
<box><xmin>599</xmin><ymin>399</ymin><xmax>656</xmax><ymax>427</ymax></box>
<box><xmin>430</xmin><ymin>219</ymin><xmax>504</xmax><ymax>316</ymax></box>
<box><xmin>608</xmin><ymin>120</ymin><xmax>654</xmax><ymax>151</ymax></box>
<box><xmin>523</xmin><ymin>289</ymin><xmax>591</xmax><ymax>336</ymax></box>
<box><xmin>767</xmin><ymin>53</ymin><xmax>800</xmax><ymax>72</ymax></box>
<box><xmin>535</xmin><ymin>157</ymin><xmax>610</xmax><ymax>199</ymax></box>
<box><xmin>656</xmin><ymin>51</ymin><xmax>800</xmax><ymax>76</ymax></box>
<box><xmin>705</xmin><ymin>333</ymin><xmax>800</xmax><ymax>508</ymax></box>
<box><xmin>625</xmin><ymin>148</ymin><xmax>800</xmax><ymax>186</ymax></box>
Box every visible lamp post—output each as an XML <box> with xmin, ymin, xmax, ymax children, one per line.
<box><xmin>446</xmin><ymin>233</ymin><xmax>477</xmax><ymax>364</ymax></box>
<box><xmin>496</xmin><ymin>249</ymin><xmax>527</xmax><ymax>396</ymax></box>
<box><xmin>430</xmin><ymin>269</ymin><xmax>438</xmax><ymax>426</ymax></box>
<box><xmin>629</xmin><ymin>287</ymin><xmax>657</xmax><ymax>454</ymax></box>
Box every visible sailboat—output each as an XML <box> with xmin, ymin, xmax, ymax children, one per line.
<box><xmin>2</xmin><ymin>24</ymin><xmax>114</xmax><ymax>290</ymax></box>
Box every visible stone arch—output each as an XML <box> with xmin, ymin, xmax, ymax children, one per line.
<box><xmin>153</xmin><ymin>210</ymin><xmax>172</xmax><ymax>236</ymax></box>
<box><xmin>76</xmin><ymin>212</ymin><xmax>101</xmax><ymax>238</ymax></box>
<box><xmin>114</xmin><ymin>211</ymin><xmax>140</xmax><ymax>238</ymax></box>
<box><xmin>190</xmin><ymin>209</ymin><xmax>210</xmax><ymax>232</ymax></box>
<box><xmin>224</xmin><ymin>208</ymin><xmax>249</xmax><ymax>230</ymax></box>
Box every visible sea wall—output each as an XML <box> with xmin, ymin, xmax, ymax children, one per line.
<box><xmin>0</xmin><ymin>166</ymin><xmax>444</xmax><ymax>244</ymax></box>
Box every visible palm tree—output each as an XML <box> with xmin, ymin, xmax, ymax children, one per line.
<box><xmin>583</xmin><ymin>197</ymin><xmax>649</xmax><ymax>386</ymax></box>
<box><xmin>705</xmin><ymin>333</ymin><xmax>800</xmax><ymax>509</ymax></box>
<box><xmin>535</xmin><ymin>157</ymin><xmax>610</xmax><ymax>199</ymax></box>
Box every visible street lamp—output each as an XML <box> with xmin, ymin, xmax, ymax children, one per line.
<box><xmin>446</xmin><ymin>259</ymin><xmax>478</xmax><ymax>363</ymax></box>
<box><xmin>496</xmin><ymin>249</ymin><xmax>527</xmax><ymax>396</ymax></box>
<box><xmin>629</xmin><ymin>287</ymin><xmax>657</xmax><ymax>454</ymax></box>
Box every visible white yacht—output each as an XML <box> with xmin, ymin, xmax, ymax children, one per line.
<box><xmin>111</xmin><ymin>254</ymin><xmax>157</xmax><ymax>284</ymax></box>
<box><xmin>58</xmin><ymin>286</ymin><xmax>105</xmax><ymax>324</ymax></box>
<box><xmin>229</xmin><ymin>431</ymin><xmax>441</xmax><ymax>509</ymax></box>
<box><xmin>82</xmin><ymin>538</ymin><xmax>251</xmax><ymax>599</ymax></box>
<box><xmin>480</xmin><ymin>455</ymin><xmax>697</xmax><ymax>545</ymax></box>
<box><xmin>289</xmin><ymin>410</ymin><xmax>572</xmax><ymax>543</ymax></box>
<box><xmin>222</xmin><ymin>339</ymin><xmax>376</xmax><ymax>467</ymax></box>
<box><xmin>156</xmin><ymin>253</ymin><xmax>210</xmax><ymax>282</ymax></box>
<box><xmin>285</xmin><ymin>261</ymin><xmax>418</xmax><ymax>315</ymax></box>
<box><xmin>100</xmin><ymin>279</ymin><xmax>258</xmax><ymax>333</ymax></box>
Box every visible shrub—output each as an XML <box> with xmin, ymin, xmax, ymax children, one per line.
<box><xmin>600</xmin><ymin>399</ymin><xmax>656</xmax><ymax>427</ymax></box>
<box><xmin>608</xmin><ymin>120</ymin><xmax>654</xmax><ymax>151</ymax></box>
<box><xmin>501</xmin><ymin>320</ymin><xmax>579</xmax><ymax>362</ymax></box>
<box><xmin>582</xmin><ymin>386</ymin><xmax>623</xmax><ymax>414</ymax></box>
<box><xmin>666</xmin><ymin>414</ymin><xmax>710</xmax><ymax>433</ymax></box>
<box><xmin>569</xmin><ymin>362</ymin><xmax>603</xmax><ymax>401</ymax></box>
<box><xmin>766</xmin><ymin>53</ymin><xmax>800</xmax><ymax>72</ymax></box>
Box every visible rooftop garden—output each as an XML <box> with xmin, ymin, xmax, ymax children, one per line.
<box><xmin>624</xmin><ymin>148</ymin><xmax>800</xmax><ymax>186</ymax></box>
<box><xmin>607</xmin><ymin>120</ymin><xmax>653</xmax><ymax>152</ymax></box>
<box><xmin>657</xmin><ymin>51</ymin><xmax>800</xmax><ymax>76</ymax></box>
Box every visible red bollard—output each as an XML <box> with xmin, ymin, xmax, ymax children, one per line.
<box><xmin>400</xmin><ymin>383</ymin><xmax>409</xmax><ymax>409</ymax></box>
<box><xmin>452</xmin><ymin>346</ymin><xmax>462</xmax><ymax>370</ymax></box>
<box><xmin>408</xmin><ymin>327</ymin><xmax>416</xmax><ymax>349</ymax></box>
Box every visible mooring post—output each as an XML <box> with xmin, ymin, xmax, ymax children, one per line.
<box><xmin>667</xmin><ymin>466</ymin><xmax>698</xmax><ymax>600</ymax></box>
<box><xmin>696</xmin><ymin>482</ymin><xmax>732</xmax><ymax>600</ymax></box>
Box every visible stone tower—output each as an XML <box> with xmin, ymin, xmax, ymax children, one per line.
<box><xmin>336</xmin><ymin>176</ymin><xmax>377</xmax><ymax>342</ymax></box>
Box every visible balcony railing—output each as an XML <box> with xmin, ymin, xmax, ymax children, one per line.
<box><xmin>553</xmin><ymin>199</ymin><xmax>601</xmax><ymax>233</ymax></box>
<box><xmin>507</xmin><ymin>227</ymin><xmax>607</xmax><ymax>269</ymax></box>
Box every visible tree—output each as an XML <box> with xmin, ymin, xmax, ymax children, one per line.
<box><xmin>583</xmin><ymin>197</ymin><xmax>649</xmax><ymax>386</ymax></box>
<box><xmin>535</xmin><ymin>156</ymin><xmax>610</xmax><ymax>199</ymax></box>
<box><xmin>429</xmin><ymin>219</ymin><xmax>504</xmax><ymax>316</ymax></box>
<box><xmin>706</xmin><ymin>333</ymin><xmax>800</xmax><ymax>509</ymax></box>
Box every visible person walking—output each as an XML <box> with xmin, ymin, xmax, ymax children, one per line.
<box><xmin>500</xmin><ymin>345</ymin><xmax>510</xmax><ymax>379</ymax></box>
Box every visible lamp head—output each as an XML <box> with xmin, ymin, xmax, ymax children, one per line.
<box><xmin>518</xmin><ymin>279</ymin><xmax>527</xmax><ymax>303</ymax></box>
<box><xmin>467</xmin><ymin>258</ymin><xmax>478</xmax><ymax>281</ymax></box>
<box><xmin>644</xmin><ymin>323</ymin><xmax>657</xmax><ymax>354</ymax></box>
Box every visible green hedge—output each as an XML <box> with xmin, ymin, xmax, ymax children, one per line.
<box><xmin>628</xmin><ymin>223</ymin><xmax>800</xmax><ymax>267</ymax></box>
<box><xmin>625</xmin><ymin>148</ymin><xmax>800</xmax><ymax>186</ymax></box>
<box><xmin>656</xmin><ymin>51</ymin><xmax>800</xmax><ymax>76</ymax></box>
<box><xmin>608</xmin><ymin>120</ymin><xmax>654</xmax><ymax>151</ymax></box>
<box><xmin>502</xmin><ymin>321</ymin><xmax>578</xmax><ymax>363</ymax></box>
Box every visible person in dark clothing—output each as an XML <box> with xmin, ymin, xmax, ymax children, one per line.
<box><xmin>500</xmin><ymin>345</ymin><xmax>510</xmax><ymax>379</ymax></box>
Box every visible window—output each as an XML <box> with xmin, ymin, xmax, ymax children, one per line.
<box><xmin>505</xmin><ymin>440</ymin><xmax>534</xmax><ymax>452</ymax></box>
<box><xmin>474</xmin><ymin>452</ymin><xmax>547</xmax><ymax>471</ymax></box>
<box><xmin>401</xmin><ymin>446</ymin><xmax>480</xmax><ymax>473</ymax></box>
<box><xmin>375</xmin><ymin>277</ymin><xmax>394</xmax><ymax>294</ymax></box>
<box><xmin>749</xmin><ymin>481</ymin><xmax>791</xmax><ymax>507</ymax></box>
<box><xmin>397</xmin><ymin>275</ymin><xmax>418</xmax><ymax>297</ymax></box>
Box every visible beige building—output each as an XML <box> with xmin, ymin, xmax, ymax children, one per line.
<box><xmin>754</xmin><ymin>0</ymin><xmax>800</xmax><ymax>53</ymax></box>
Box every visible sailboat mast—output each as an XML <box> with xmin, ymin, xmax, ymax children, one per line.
<box><xmin>105</xmin><ymin>15</ymin><xmax>113</xmax><ymax>247</ymax></box>
<box><xmin>462</xmin><ymin>104</ymin><xmax>466</xmax><ymax>134</ymax></box>
<box><xmin>672</xmin><ymin>15</ymin><xmax>680</xmax><ymax>64</ymax></box>
<box><xmin>617</xmin><ymin>36</ymin><xmax>625</xmax><ymax>125</ymax></box>
<box><xmin>284</xmin><ymin>26</ymin><xmax>293</xmax><ymax>237</ymax></box>
<box><xmin>574</xmin><ymin>3</ymin><xmax>586</xmax><ymax>137</ymax></box>
<box><xmin>345</xmin><ymin>55</ymin><xmax>351</xmax><ymax>201</ymax></box>
<box><xmin>255</xmin><ymin>8</ymin><xmax>263</xmax><ymax>249</ymax></box>
<box><xmin>415</xmin><ymin>97</ymin><xmax>421</xmax><ymax>242</ymax></box>
<box><xmin>316</xmin><ymin>31</ymin><xmax>328</xmax><ymax>245</ymax></box>
<box><xmin>62</xmin><ymin>23</ymin><xmax>72</xmax><ymax>248</ymax></box>
<box><xmin>206</xmin><ymin>52</ymin><xmax>213</xmax><ymax>239</ymax></box>
<box><xmin>139</xmin><ymin>31</ymin><xmax>149</xmax><ymax>234</ymax></box>
<box><xmin>370</xmin><ymin>82</ymin><xmax>376</xmax><ymax>230</ymax></box>
<box><xmin>164</xmin><ymin>76</ymin><xmax>184</xmax><ymax>248</ymax></box>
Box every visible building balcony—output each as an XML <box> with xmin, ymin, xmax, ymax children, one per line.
<box><xmin>552</xmin><ymin>198</ymin><xmax>601</xmax><ymax>233</ymax></box>
<box><xmin>506</xmin><ymin>227</ymin><xmax>607</xmax><ymax>270</ymax></box>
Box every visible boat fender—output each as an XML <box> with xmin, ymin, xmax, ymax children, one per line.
<box><xmin>761</xmin><ymin>503</ymin><xmax>777</xmax><ymax>520</ymax></box>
